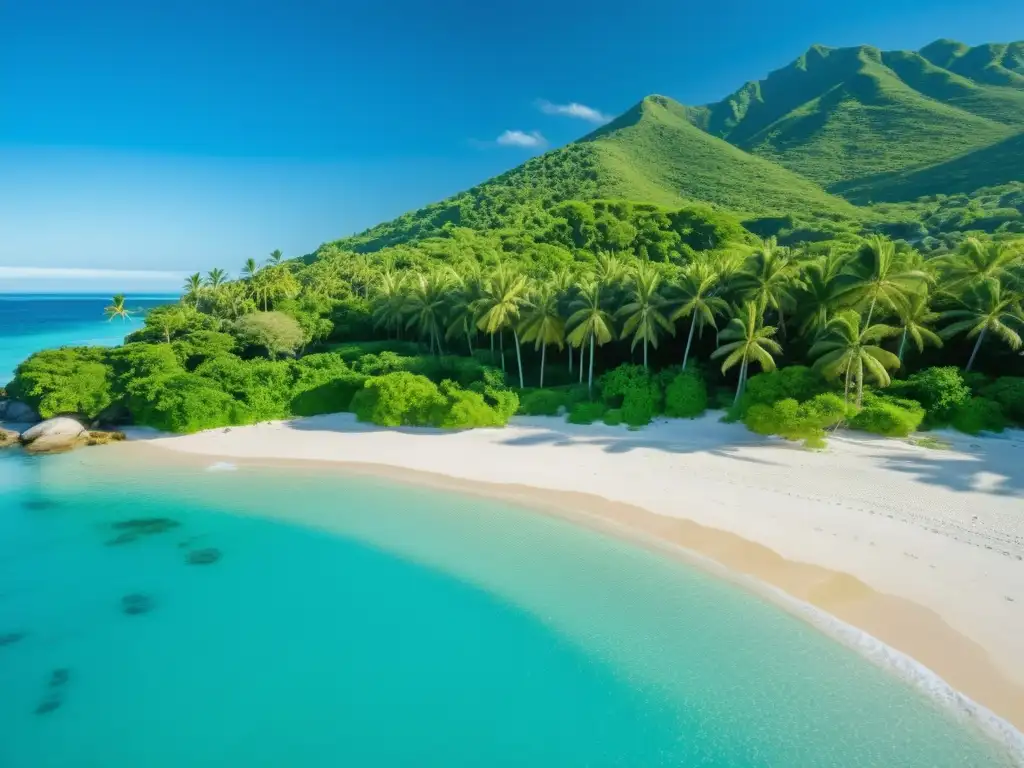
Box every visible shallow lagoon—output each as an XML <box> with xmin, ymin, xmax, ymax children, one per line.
<box><xmin>0</xmin><ymin>448</ymin><xmax>1014</xmax><ymax>767</ymax></box>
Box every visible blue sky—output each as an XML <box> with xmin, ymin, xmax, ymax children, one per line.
<box><xmin>2</xmin><ymin>0</ymin><xmax>1021</xmax><ymax>291</ymax></box>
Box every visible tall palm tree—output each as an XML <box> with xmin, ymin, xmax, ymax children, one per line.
<box><xmin>736</xmin><ymin>237</ymin><xmax>797</xmax><ymax>335</ymax></box>
<box><xmin>796</xmin><ymin>248</ymin><xmax>847</xmax><ymax>337</ymax></box>
<box><xmin>404</xmin><ymin>271</ymin><xmax>450</xmax><ymax>355</ymax></box>
<box><xmin>616</xmin><ymin>262</ymin><xmax>673</xmax><ymax>369</ymax></box>
<box><xmin>475</xmin><ymin>265</ymin><xmax>529</xmax><ymax>388</ymax></box>
<box><xmin>671</xmin><ymin>261</ymin><xmax>729</xmax><ymax>370</ymax></box>
<box><xmin>711</xmin><ymin>302</ymin><xmax>783</xmax><ymax>406</ymax></box>
<box><xmin>519</xmin><ymin>284</ymin><xmax>565</xmax><ymax>387</ymax></box>
<box><xmin>836</xmin><ymin>235</ymin><xmax>927</xmax><ymax>326</ymax></box>
<box><xmin>444</xmin><ymin>267</ymin><xmax>482</xmax><ymax>355</ymax></box>
<box><xmin>242</xmin><ymin>258</ymin><xmax>260</xmax><ymax>280</ymax></box>
<box><xmin>551</xmin><ymin>265</ymin><xmax>577</xmax><ymax>374</ymax></box>
<box><xmin>935</xmin><ymin>237</ymin><xmax>1023</xmax><ymax>293</ymax></box>
<box><xmin>593</xmin><ymin>252</ymin><xmax>627</xmax><ymax>288</ymax></box>
<box><xmin>182</xmin><ymin>273</ymin><xmax>204</xmax><ymax>308</ymax></box>
<box><xmin>809</xmin><ymin>311</ymin><xmax>901</xmax><ymax>406</ymax></box>
<box><xmin>267</xmin><ymin>249</ymin><xmax>284</xmax><ymax>267</ymax></box>
<box><xmin>104</xmin><ymin>294</ymin><xmax>133</xmax><ymax>323</ymax></box>
<box><xmin>205</xmin><ymin>268</ymin><xmax>228</xmax><ymax>292</ymax></box>
<box><xmin>371</xmin><ymin>269</ymin><xmax>408</xmax><ymax>339</ymax></box>
<box><xmin>939</xmin><ymin>280</ymin><xmax>1024</xmax><ymax>371</ymax></box>
<box><xmin>894</xmin><ymin>290</ymin><xmax>943</xmax><ymax>364</ymax></box>
<box><xmin>566</xmin><ymin>280</ymin><xmax>615</xmax><ymax>396</ymax></box>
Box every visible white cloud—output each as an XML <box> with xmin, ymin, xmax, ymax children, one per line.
<box><xmin>0</xmin><ymin>267</ymin><xmax>186</xmax><ymax>281</ymax></box>
<box><xmin>495</xmin><ymin>129</ymin><xmax>546</xmax><ymax>148</ymax></box>
<box><xmin>537</xmin><ymin>100</ymin><xmax>611</xmax><ymax>124</ymax></box>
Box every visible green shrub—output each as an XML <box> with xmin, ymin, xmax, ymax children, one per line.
<box><xmin>741</xmin><ymin>366</ymin><xmax>827</xmax><ymax>413</ymax></box>
<box><xmin>849</xmin><ymin>395</ymin><xmax>925</xmax><ymax>437</ymax></box>
<box><xmin>469</xmin><ymin>367</ymin><xmax>519</xmax><ymax>421</ymax></box>
<box><xmin>982</xmin><ymin>377</ymin><xmax>1024</xmax><ymax>425</ymax></box>
<box><xmin>602</xmin><ymin>408</ymin><xmax>623</xmax><ymax>426</ymax></box>
<box><xmin>330</xmin><ymin>340</ymin><xmax>425</xmax><ymax>362</ymax></box>
<box><xmin>519</xmin><ymin>388</ymin><xmax>572</xmax><ymax>416</ymax></box>
<box><xmin>743</xmin><ymin>393</ymin><xmax>849</xmax><ymax>447</ymax></box>
<box><xmin>567</xmin><ymin>401</ymin><xmax>608</xmax><ymax>425</ymax></box>
<box><xmin>193</xmin><ymin>356</ymin><xmax>293</xmax><ymax>422</ymax></box>
<box><xmin>9</xmin><ymin>347</ymin><xmax>114</xmax><ymax>420</ymax></box>
<box><xmin>950</xmin><ymin>397</ymin><xmax>1007</xmax><ymax>435</ymax></box>
<box><xmin>290</xmin><ymin>354</ymin><xmax>367</xmax><ymax>416</ymax></box>
<box><xmin>663</xmin><ymin>371</ymin><xmax>708</xmax><ymax>419</ymax></box>
<box><xmin>351</xmin><ymin>372</ymin><xmax>444</xmax><ymax>427</ymax></box>
<box><xmin>891</xmin><ymin>367</ymin><xmax>970</xmax><ymax>426</ymax></box>
<box><xmin>172</xmin><ymin>331</ymin><xmax>237</xmax><ymax>369</ymax></box>
<box><xmin>128</xmin><ymin>372</ymin><xmax>242</xmax><ymax>433</ymax></box>
<box><xmin>600</xmin><ymin>364</ymin><xmax>661</xmax><ymax>427</ymax></box>
<box><xmin>434</xmin><ymin>381</ymin><xmax>506</xmax><ymax>428</ymax></box>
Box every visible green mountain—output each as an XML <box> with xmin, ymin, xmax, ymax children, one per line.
<box><xmin>338</xmin><ymin>95</ymin><xmax>860</xmax><ymax>252</ymax></box>
<box><xmin>686</xmin><ymin>40</ymin><xmax>1024</xmax><ymax>193</ymax></box>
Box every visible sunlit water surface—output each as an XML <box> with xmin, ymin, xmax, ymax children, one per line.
<box><xmin>0</xmin><ymin>448</ymin><xmax>1014</xmax><ymax>767</ymax></box>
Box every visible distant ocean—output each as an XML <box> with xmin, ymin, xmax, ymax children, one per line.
<box><xmin>0</xmin><ymin>294</ymin><xmax>176</xmax><ymax>386</ymax></box>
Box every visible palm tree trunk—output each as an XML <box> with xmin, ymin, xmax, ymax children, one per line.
<box><xmin>966</xmin><ymin>327</ymin><xmax>987</xmax><ymax>372</ymax></box>
<box><xmin>490</xmin><ymin>334</ymin><xmax>495</xmax><ymax>362</ymax></box>
<box><xmin>898</xmin><ymin>328</ymin><xmax>907</xmax><ymax>364</ymax></box>
<box><xmin>540</xmin><ymin>344</ymin><xmax>546</xmax><ymax>388</ymax></box>
<box><xmin>865</xmin><ymin>294</ymin><xmax>877</xmax><ymax>327</ymax></box>
<box><xmin>588</xmin><ymin>334</ymin><xmax>595</xmax><ymax>396</ymax></box>
<box><xmin>643</xmin><ymin>337</ymin><xmax>648</xmax><ymax>370</ymax></box>
<box><xmin>579</xmin><ymin>347</ymin><xmax>584</xmax><ymax>384</ymax></box>
<box><xmin>499</xmin><ymin>332</ymin><xmax>505</xmax><ymax>373</ymax></box>
<box><xmin>513</xmin><ymin>329</ymin><xmax>525</xmax><ymax>389</ymax></box>
<box><xmin>732</xmin><ymin>359</ymin><xmax>748</xmax><ymax>406</ymax></box>
<box><xmin>856</xmin><ymin>360</ymin><xmax>865</xmax><ymax>408</ymax></box>
<box><xmin>568</xmin><ymin>344</ymin><xmax>573</xmax><ymax>374</ymax></box>
<box><xmin>682</xmin><ymin>319</ymin><xmax>696</xmax><ymax>370</ymax></box>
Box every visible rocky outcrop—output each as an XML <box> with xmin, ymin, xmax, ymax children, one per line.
<box><xmin>186</xmin><ymin>548</ymin><xmax>222</xmax><ymax>565</ymax></box>
<box><xmin>85</xmin><ymin>430</ymin><xmax>126</xmax><ymax>447</ymax></box>
<box><xmin>122</xmin><ymin>593</ymin><xmax>154</xmax><ymax>615</ymax></box>
<box><xmin>0</xmin><ymin>427</ymin><xmax>19</xmax><ymax>448</ymax></box>
<box><xmin>1</xmin><ymin>400</ymin><xmax>40</xmax><ymax>424</ymax></box>
<box><xmin>19</xmin><ymin>417</ymin><xmax>87</xmax><ymax>454</ymax></box>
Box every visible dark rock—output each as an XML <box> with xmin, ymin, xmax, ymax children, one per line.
<box><xmin>112</xmin><ymin>517</ymin><xmax>180</xmax><ymax>534</ymax></box>
<box><xmin>0</xmin><ymin>426</ymin><xmax>20</xmax><ymax>448</ymax></box>
<box><xmin>85</xmin><ymin>430</ymin><xmax>127</xmax><ymax>447</ymax></box>
<box><xmin>22</xmin><ymin>498</ymin><xmax>58</xmax><ymax>511</ymax></box>
<box><xmin>0</xmin><ymin>631</ymin><xmax>26</xmax><ymax>646</ymax></box>
<box><xmin>35</xmin><ymin>694</ymin><xmax>61</xmax><ymax>715</ymax></box>
<box><xmin>91</xmin><ymin>402</ymin><xmax>133</xmax><ymax>429</ymax></box>
<box><xmin>4</xmin><ymin>401</ymin><xmax>41</xmax><ymax>424</ymax></box>
<box><xmin>186</xmin><ymin>547</ymin><xmax>221</xmax><ymax>565</ymax></box>
<box><xmin>121</xmin><ymin>593</ymin><xmax>154</xmax><ymax>615</ymax></box>
<box><xmin>105</xmin><ymin>532</ymin><xmax>139</xmax><ymax>546</ymax></box>
<box><xmin>49</xmin><ymin>668</ymin><xmax>70</xmax><ymax>687</ymax></box>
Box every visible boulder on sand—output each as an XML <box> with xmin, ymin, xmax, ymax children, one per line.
<box><xmin>2</xmin><ymin>401</ymin><xmax>41</xmax><ymax>424</ymax></box>
<box><xmin>19</xmin><ymin>417</ymin><xmax>87</xmax><ymax>454</ymax></box>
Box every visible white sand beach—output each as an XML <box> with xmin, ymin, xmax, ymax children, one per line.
<box><xmin>133</xmin><ymin>413</ymin><xmax>1024</xmax><ymax>728</ymax></box>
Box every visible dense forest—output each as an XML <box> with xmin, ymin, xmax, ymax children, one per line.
<box><xmin>6</xmin><ymin>38</ymin><xmax>1024</xmax><ymax>447</ymax></box>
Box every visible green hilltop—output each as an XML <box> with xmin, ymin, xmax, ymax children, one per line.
<box><xmin>686</xmin><ymin>40</ymin><xmax>1024</xmax><ymax>194</ymax></box>
<box><xmin>334</xmin><ymin>38</ymin><xmax>1024</xmax><ymax>254</ymax></box>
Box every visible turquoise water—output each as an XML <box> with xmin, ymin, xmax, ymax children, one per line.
<box><xmin>0</xmin><ymin>294</ymin><xmax>175</xmax><ymax>385</ymax></box>
<box><xmin>0</xmin><ymin>447</ymin><xmax>1014</xmax><ymax>767</ymax></box>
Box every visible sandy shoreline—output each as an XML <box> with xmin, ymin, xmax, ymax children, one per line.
<box><xmin>127</xmin><ymin>412</ymin><xmax>1024</xmax><ymax>734</ymax></box>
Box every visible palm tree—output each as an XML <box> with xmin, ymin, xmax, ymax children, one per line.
<box><xmin>404</xmin><ymin>271</ymin><xmax>450</xmax><ymax>355</ymax></box>
<box><xmin>671</xmin><ymin>261</ymin><xmax>729</xmax><ymax>370</ymax></box>
<box><xmin>519</xmin><ymin>284</ymin><xmax>565</xmax><ymax>387</ymax></box>
<box><xmin>104</xmin><ymin>294</ymin><xmax>133</xmax><ymax>323</ymax></box>
<box><xmin>182</xmin><ymin>273</ymin><xmax>204</xmax><ymax>308</ymax></box>
<box><xmin>935</xmin><ymin>237</ymin><xmax>1023</xmax><ymax>293</ymax></box>
<box><xmin>475</xmin><ymin>265</ymin><xmax>529</xmax><ymax>388</ymax></box>
<box><xmin>939</xmin><ymin>280</ymin><xmax>1024</xmax><ymax>371</ymax></box>
<box><xmin>551</xmin><ymin>266</ymin><xmax>577</xmax><ymax>375</ymax></box>
<box><xmin>593</xmin><ymin>252</ymin><xmax>627</xmax><ymax>288</ymax></box>
<box><xmin>267</xmin><ymin>249</ymin><xmax>284</xmax><ymax>267</ymax></box>
<box><xmin>444</xmin><ymin>267</ymin><xmax>482</xmax><ymax>355</ymax></box>
<box><xmin>836</xmin><ymin>235</ymin><xmax>927</xmax><ymax>326</ymax></box>
<box><xmin>809</xmin><ymin>311</ymin><xmax>901</xmax><ymax>406</ymax></box>
<box><xmin>242</xmin><ymin>258</ymin><xmax>260</xmax><ymax>280</ymax></box>
<box><xmin>205</xmin><ymin>268</ymin><xmax>228</xmax><ymax>292</ymax></box>
<box><xmin>894</xmin><ymin>291</ymin><xmax>942</xmax><ymax>364</ymax></box>
<box><xmin>371</xmin><ymin>269</ymin><xmax>408</xmax><ymax>339</ymax></box>
<box><xmin>566</xmin><ymin>280</ymin><xmax>615</xmax><ymax>396</ymax></box>
<box><xmin>736</xmin><ymin>237</ymin><xmax>797</xmax><ymax>335</ymax></box>
<box><xmin>616</xmin><ymin>262</ymin><xmax>673</xmax><ymax>368</ymax></box>
<box><xmin>796</xmin><ymin>248</ymin><xmax>847</xmax><ymax>337</ymax></box>
<box><xmin>711</xmin><ymin>302</ymin><xmax>783</xmax><ymax>406</ymax></box>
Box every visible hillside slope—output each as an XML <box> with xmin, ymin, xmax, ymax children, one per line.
<box><xmin>337</xmin><ymin>96</ymin><xmax>860</xmax><ymax>252</ymax></box>
<box><xmin>687</xmin><ymin>40</ymin><xmax>1024</xmax><ymax>196</ymax></box>
<box><xmin>836</xmin><ymin>130</ymin><xmax>1024</xmax><ymax>203</ymax></box>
